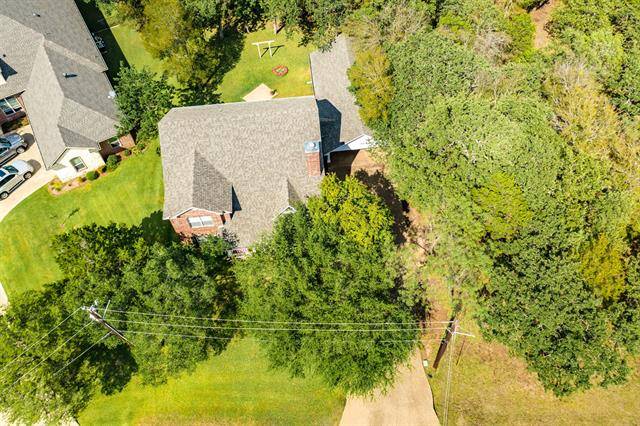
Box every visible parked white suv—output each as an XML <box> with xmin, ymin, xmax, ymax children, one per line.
<box><xmin>0</xmin><ymin>160</ymin><xmax>34</xmax><ymax>200</ymax></box>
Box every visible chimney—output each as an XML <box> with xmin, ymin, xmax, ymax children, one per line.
<box><xmin>304</xmin><ymin>141</ymin><xmax>322</xmax><ymax>176</ymax></box>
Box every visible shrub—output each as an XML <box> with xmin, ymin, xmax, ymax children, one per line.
<box><xmin>100</xmin><ymin>165</ymin><xmax>107</xmax><ymax>173</ymax></box>
<box><xmin>106</xmin><ymin>155</ymin><xmax>120</xmax><ymax>171</ymax></box>
<box><xmin>123</xmin><ymin>149</ymin><xmax>132</xmax><ymax>156</ymax></box>
<box><xmin>86</xmin><ymin>170</ymin><xmax>99</xmax><ymax>181</ymax></box>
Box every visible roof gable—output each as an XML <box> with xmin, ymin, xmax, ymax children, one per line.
<box><xmin>310</xmin><ymin>35</ymin><xmax>372</xmax><ymax>154</ymax></box>
<box><xmin>160</xmin><ymin>97</ymin><xmax>323</xmax><ymax>246</ymax></box>
<box><xmin>1</xmin><ymin>1</ymin><xmax>117</xmax><ymax>168</ymax></box>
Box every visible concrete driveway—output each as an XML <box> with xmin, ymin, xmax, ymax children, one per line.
<box><xmin>0</xmin><ymin>127</ymin><xmax>55</xmax><ymax>223</ymax></box>
<box><xmin>340</xmin><ymin>350</ymin><xmax>440</xmax><ymax>426</ymax></box>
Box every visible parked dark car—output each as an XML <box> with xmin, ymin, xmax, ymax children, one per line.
<box><xmin>0</xmin><ymin>160</ymin><xmax>34</xmax><ymax>200</ymax></box>
<box><xmin>0</xmin><ymin>133</ymin><xmax>28</xmax><ymax>165</ymax></box>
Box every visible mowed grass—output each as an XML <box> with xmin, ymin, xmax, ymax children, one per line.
<box><xmin>218</xmin><ymin>28</ymin><xmax>315</xmax><ymax>102</ymax></box>
<box><xmin>79</xmin><ymin>339</ymin><xmax>345</xmax><ymax>426</ymax></box>
<box><xmin>0</xmin><ymin>143</ymin><xmax>166</xmax><ymax>296</ymax></box>
<box><xmin>427</xmin><ymin>332</ymin><xmax>640</xmax><ymax>424</ymax></box>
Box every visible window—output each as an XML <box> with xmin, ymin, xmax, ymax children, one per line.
<box><xmin>0</xmin><ymin>175</ymin><xmax>13</xmax><ymax>186</ymax></box>
<box><xmin>0</xmin><ymin>97</ymin><xmax>22</xmax><ymax>115</ymax></box>
<box><xmin>187</xmin><ymin>216</ymin><xmax>215</xmax><ymax>228</ymax></box>
<box><xmin>69</xmin><ymin>156</ymin><xmax>86</xmax><ymax>172</ymax></box>
<box><xmin>110</xmin><ymin>139</ymin><xmax>121</xmax><ymax>148</ymax></box>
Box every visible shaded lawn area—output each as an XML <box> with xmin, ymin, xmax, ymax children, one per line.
<box><xmin>427</xmin><ymin>332</ymin><xmax>640</xmax><ymax>424</ymax></box>
<box><xmin>0</xmin><ymin>142</ymin><xmax>169</xmax><ymax>297</ymax></box>
<box><xmin>79</xmin><ymin>339</ymin><xmax>345</xmax><ymax>425</ymax></box>
<box><xmin>77</xmin><ymin>0</ymin><xmax>312</xmax><ymax>100</ymax></box>
<box><xmin>75</xmin><ymin>0</ymin><xmax>171</xmax><ymax>84</ymax></box>
<box><xmin>218</xmin><ymin>28</ymin><xmax>315</xmax><ymax>102</ymax></box>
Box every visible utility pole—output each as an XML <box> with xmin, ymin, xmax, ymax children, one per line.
<box><xmin>433</xmin><ymin>319</ymin><xmax>458</xmax><ymax>370</ymax></box>
<box><xmin>81</xmin><ymin>304</ymin><xmax>132</xmax><ymax>346</ymax></box>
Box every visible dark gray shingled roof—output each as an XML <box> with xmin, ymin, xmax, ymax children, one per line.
<box><xmin>159</xmin><ymin>97</ymin><xmax>322</xmax><ymax>247</ymax></box>
<box><xmin>310</xmin><ymin>35</ymin><xmax>372</xmax><ymax>154</ymax></box>
<box><xmin>0</xmin><ymin>0</ymin><xmax>117</xmax><ymax>168</ymax></box>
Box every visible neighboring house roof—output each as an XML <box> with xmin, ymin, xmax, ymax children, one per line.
<box><xmin>310</xmin><ymin>35</ymin><xmax>373</xmax><ymax>154</ymax></box>
<box><xmin>0</xmin><ymin>0</ymin><xmax>117</xmax><ymax>168</ymax></box>
<box><xmin>159</xmin><ymin>97</ymin><xmax>322</xmax><ymax>246</ymax></box>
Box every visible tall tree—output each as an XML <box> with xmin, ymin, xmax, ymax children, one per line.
<box><xmin>0</xmin><ymin>225</ymin><xmax>239</xmax><ymax>422</ymax></box>
<box><xmin>115</xmin><ymin>67</ymin><xmax>175</xmax><ymax>140</ymax></box>
<box><xmin>235</xmin><ymin>176</ymin><xmax>419</xmax><ymax>395</ymax></box>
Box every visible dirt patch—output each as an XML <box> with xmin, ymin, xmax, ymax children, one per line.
<box><xmin>340</xmin><ymin>350</ymin><xmax>440</xmax><ymax>426</ymax></box>
<box><xmin>530</xmin><ymin>0</ymin><xmax>560</xmax><ymax>49</ymax></box>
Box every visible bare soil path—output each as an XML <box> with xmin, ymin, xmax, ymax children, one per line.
<box><xmin>530</xmin><ymin>0</ymin><xmax>560</xmax><ymax>49</ymax></box>
<box><xmin>339</xmin><ymin>350</ymin><xmax>440</xmax><ymax>426</ymax></box>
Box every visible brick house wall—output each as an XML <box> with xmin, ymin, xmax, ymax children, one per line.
<box><xmin>99</xmin><ymin>133</ymin><xmax>136</xmax><ymax>158</ymax></box>
<box><xmin>0</xmin><ymin>95</ymin><xmax>26</xmax><ymax>127</ymax></box>
<box><xmin>170</xmin><ymin>208</ymin><xmax>232</xmax><ymax>240</ymax></box>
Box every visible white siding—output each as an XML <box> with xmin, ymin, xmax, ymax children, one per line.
<box><xmin>54</xmin><ymin>148</ymin><xmax>104</xmax><ymax>182</ymax></box>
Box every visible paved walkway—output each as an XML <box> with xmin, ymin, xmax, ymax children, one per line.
<box><xmin>243</xmin><ymin>83</ymin><xmax>276</xmax><ymax>102</ymax></box>
<box><xmin>0</xmin><ymin>128</ymin><xmax>55</xmax><ymax>223</ymax></box>
<box><xmin>340</xmin><ymin>350</ymin><xmax>440</xmax><ymax>426</ymax></box>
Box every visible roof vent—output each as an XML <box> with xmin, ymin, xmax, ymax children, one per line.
<box><xmin>62</xmin><ymin>72</ymin><xmax>77</xmax><ymax>78</ymax></box>
<box><xmin>32</xmin><ymin>12</ymin><xmax>41</xmax><ymax>17</ymax></box>
<box><xmin>304</xmin><ymin>140</ymin><xmax>320</xmax><ymax>153</ymax></box>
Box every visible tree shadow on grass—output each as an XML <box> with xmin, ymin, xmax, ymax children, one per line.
<box><xmin>178</xmin><ymin>30</ymin><xmax>246</xmax><ymax>106</ymax></box>
<box><xmin>74</xmin><ymin>0</ymin><xmax>130</xmax><ymax>84</ymax></box>
<box><xmin>139</xmin><ymin>211</ymin><xmax>178</xmax><ymax>244</ymax></box>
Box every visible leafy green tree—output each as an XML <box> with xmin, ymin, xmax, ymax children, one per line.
<box><xmin>386</xmin><ymin>30</ymin><xmax>486</xmax><ymax>129</ymax></box>
<box><xmin>235</xmin><ymin>175</ymin><xmax>418</xmax><ymax>395</ymax></box>
<box><xmin>182</xmin><ymin>0</ymin><xmax>262</xmax><ymax>37</ymax></box>
<box><xmin>608</xmin><ymin>46</ymin><xmax>640</xmax><ymax>116</ymax></box>
<box><xmin>115</xmin><ymin>67</ymin><xmax>175</xmax><ymax>140</ymax></box>
<box><xmin>259</xmin><ymin>0</ymin><xmax>362</xmax><ymax>45</ymax></box>
<box><xmin>0</xmin><ymin>225</ymin><xmax>239</xmax><ymax>422</ymax></box>
<box><xmin>347</xmin><ymin>46</ymin><xmax>393</xmax><ymax>126</ymax></box>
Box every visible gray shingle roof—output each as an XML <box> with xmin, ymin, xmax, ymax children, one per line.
<box><xmin>310</xmin><ymin>35</ymin><xmax>372</xmax><ymax>154</ymax></box>
<box><xmin>0</xmin><ymin>0</ymin><xmax>116</xmax><ymax>168</ymax></box>
<box><xmin>159</xmin><ymin>97</ymin><xmax>322</xmax><ymax>247</ymax></box>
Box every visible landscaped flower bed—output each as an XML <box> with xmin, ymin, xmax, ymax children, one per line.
<box><xmin>47</xmin><ymin>150</ymin><xmax>131</xmax><ymax>195</ymax></box>
<box><xmin>272</xmin><ymin>65</ymin><xmax>289</xmax><ymax>76</ymax></box>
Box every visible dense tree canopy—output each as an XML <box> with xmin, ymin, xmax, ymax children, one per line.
<box><xmin>235</xmin><ymin>176</ymin><xmax>419</xmax><ymax>395</ymax></box>
<box><xmin>0</xmin><ymin>225</ymin><xmax>238</xmax><ymax>422</ymax></box>
<box><xmin>344</xmin><ymin>0</ymin><xmax>640</xmax><ymax>396</ymax></box>
<box><xmin>115</xmin><ymin>67</ymin><xmax>175</xmax><ymax>140</ymax></box>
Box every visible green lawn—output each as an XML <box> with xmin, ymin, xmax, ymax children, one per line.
<box><xmin>0</xmin><ymin>143</ymin><xmax>167</xmax><ymax>296</ymax></box>
<box><xmin>79</xmin><ymin>339</ymin><xmax>345</xmax><ymax>426</ymax></box>
<box><xmin>218</xmin><ymin>28</ymin><xmax>315</xmax><ymax>102</ymax></box>
<box><xmin>426</xmin><ymin>321</ymin><xmax>640</xmax><ymax>424</ymax></box>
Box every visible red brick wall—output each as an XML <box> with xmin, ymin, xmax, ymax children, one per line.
<box><xmin>99</xmin><ymin>133</ymin><xmax>136</xmax><ymax>158</ymax></box>
<box><xmin>119</xmin><ymin>133</ymin><xmax>135</xmax><ymax>149</ymax></box>
<box><xmin>306</xmin><ymin>152</ymin><xmax>322</xmax><ymax>176</ymax></box>
<box><xmin>170</xmin><ymin>209</ymin><xmax>227</xmax><ymax>240</ymax></box>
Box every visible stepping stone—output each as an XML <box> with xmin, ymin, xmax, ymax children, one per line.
<box><xmin>243</xmin><ymin>83</ymin><xmax>276</xmax><ymax>102</ymax></box>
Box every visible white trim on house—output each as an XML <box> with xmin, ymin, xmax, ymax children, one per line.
<box><xmin>326</xmin><ymin>134</ymin><xmax>376</xmax><ymax>162</ymax></box>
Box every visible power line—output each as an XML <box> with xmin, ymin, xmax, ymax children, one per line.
<box><xmin>50</xmin><ymin>333</ymin><xmax>110</xmax><ymax>378</ymax></box>
<box><xmin>107</xmin><ymin>318</ymin><xmax>448</xmax><ymax>333</ymax></box>
<box><xmin>442</xmin><ymin>322</ymin><xmax>457</xmax><ymax>426</ymax></box>
<box><xmin>103</xmin><ymin>308</ymin><xmax>454</xmax><ymax>326</ymax></box>
<box><xmin>121</xmin><ymin>329</ymin><xmax>448</xmax><ymax>344</ymax></box>
<box><xmin>3</xmin><ymin>332</ymin><xmax>110</xmax><ymax>418</ymax></box>
<box><xmin>0</xmin><ymin>307</ymin><xmax>81</xmax><ymax>378</ymax></box>
<box><xmin>3</xmin><ymin>322</ymin><xmax>92</xmax><ymax>390</ymax></box>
